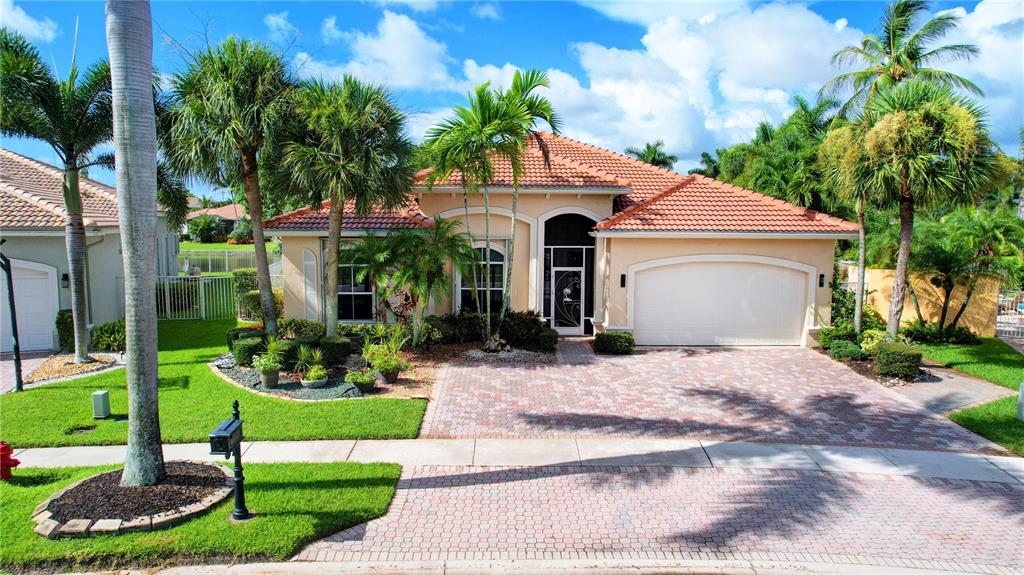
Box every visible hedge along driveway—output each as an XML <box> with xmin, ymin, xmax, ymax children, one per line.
<box><xmin>0</xmin><ymin>319</ymin><xmax>425</xmax><ymax>448</ymax></box>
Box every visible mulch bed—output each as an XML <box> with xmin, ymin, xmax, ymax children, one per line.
<box><xmin>46</xmin><ymin>462</ymin><xmax>226</xmax><ymax>523</ymax></box>
<box><xmin>817</xmin><ymin>348</ymin><xmax>935</xmax><ymax>388</ymax></box>
<box><xmin>25</xmin><ymin>354</ymin><xmax>118</xmax><ymax>383</ymax></box>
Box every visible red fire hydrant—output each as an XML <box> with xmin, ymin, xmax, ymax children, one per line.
<box><xmin>0</xmin><ymin>441</ymin><xmax>20</xmax><ymax>480</ymax></box>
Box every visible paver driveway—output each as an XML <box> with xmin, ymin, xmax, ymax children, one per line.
<box><xmin>422</xmin><ymin>344</ymin><xmax>993</xmax><ymax>452</ymax></box>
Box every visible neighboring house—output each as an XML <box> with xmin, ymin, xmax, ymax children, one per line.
<box><xmin>0</xmin><ymin>148</ymin><xmax>179</xmax><ymax>352</ymax></box>
<box><xmin>186</xmin><ymin>203</ymin><xmax>246</xmax><ymax>236</ymax></box>
<box><xmin>266</xmin><ymin>132</ymin><xmax>858</xmax><ymax>346</ymax></box>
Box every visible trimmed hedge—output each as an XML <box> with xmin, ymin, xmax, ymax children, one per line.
<box><xmin>499</xmin><ymin>310</ymin><xmax>558</xmax><ymax>352</ymax></box>
<box><xmin>242</xmin><ymin>288</ymin><xmax>284</xmax><ymax>320</ymax></box>
<box><xmin>901</xmin><ymin>320</ymin><xmax>980</xmax><ymax>345</ymax></box>
<box><xmin>233</xmin><ymin>336</ymin><xmax>266</xmax><ymax>367</ymax></box>
<box><xmin>818</xmin><ymin>324</ymin><xmax>856</xmax><ymax>350</ymax></box>
<box><xmin>320</xmin><ymin>335</ymin><xmax>352</xmax><ymax>366</ymax></box>
<box><xmin>828</xmin><ymin>340</ymin><xmax>867</xmax><ymax>361</ymax></box>
<box><xmin>226</xmin><ymin>327</ymin><xmax>266</xmax><ymax>352</ymax></box>
<box><xmin>278</xmin><ymin>318</ymin><xmax>326</xmax><ymax>340</ymax></box>
<box><xmin>875</xmin><ymin>342</ymin><xmax>922</xmax><ymax>380</ymax></box>
<box><xmin>55</xmin><ymin>309</ymin><xmax>73</xmax><ymax>351</ymax></box>
<box><xmin>594</xmin><ymin>331</ymin><xmax>635</xmax><ymax>355</ymax></box>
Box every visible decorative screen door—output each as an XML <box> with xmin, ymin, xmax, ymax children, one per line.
<box><xmin>551</xmin><ymin>267</ymin><xmax>584</xmax><ymax>335</ymax></box>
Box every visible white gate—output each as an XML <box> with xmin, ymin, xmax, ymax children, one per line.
<box><xmin>996</xmin><ymin>290</ymin><xmax>1024</xmax><ymax>337</ymax></box>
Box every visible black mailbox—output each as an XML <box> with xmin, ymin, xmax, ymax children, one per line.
<box><xmin>209</xmin><ymin>417</ymin><xmax>243</xmax><ymax>457</ymax></box>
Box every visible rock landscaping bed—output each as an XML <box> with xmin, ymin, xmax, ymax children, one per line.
<box><xmin>32</xmin><ymin>461</ymin><xmax>232</xmax><ymax>539</ymax></box>
<box><xmin>214</xmin><ymin>353</ymin><xmax>363</xmax><ymax>400</ymax></box>
<box><xmin>25</xmin><ymin>354</ymin><xmax>119</xmax><ymax>383</ymax></box>
<box><xmin>826</xmin><ymin>350</ymin><xmax>939</xmax><ymax>388</ymax></box>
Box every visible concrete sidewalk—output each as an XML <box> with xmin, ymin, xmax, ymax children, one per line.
<box><xmin>14</xmin><ymin>437</ymin><xmax>1024</xmax><ymax>485</ymax></box>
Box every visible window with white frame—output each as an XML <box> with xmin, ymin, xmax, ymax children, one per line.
<box><xmin>458</xmin><ymin>246</ymin><xmax>505</xmax><ymax>314</ymax></box>
<box><xmin>336</xmin><ymin>257</ymin><xmax>374</xmax><ymax>321</ymax></box>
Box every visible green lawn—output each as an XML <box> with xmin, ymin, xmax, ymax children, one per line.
<box><xmin>0</xmin><ymin>462</ymin><xmax>399</xmax><ymax>571</ymax></box>
<box><xmin>179</xmin><ymin>241</ymin><xmax>278</xmax><ymax>253</ymax></box>
<box><xmin>919</xmin><ymin>337</ymin><xmax>1024</xmax><ymax>455</ymax></box>
<box><xmin>0</xmin><ymin>319</ymin><xmax>425</xmax><ymax>447</ymax></box>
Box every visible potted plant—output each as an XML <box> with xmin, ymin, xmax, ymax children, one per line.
<box><xmin>301</xmin><ymin>364</ymin><xmax>329</xmax><ymax>389</ymax></box>
<box><xmin>371</xmin><ymin>353</ymin><xmax>410</xmax><ymax>384</ymax></box>
<box><xmin>252</xmin><ymin>353</ymin><xmax>280</xmax><ymax>388</ymax></box>
<box><xmin>344</xmin><ymin>367</ymin><xmax>377</xmax><ymax>393</ymax></box>
<box><xmin>294</xmin><ymin>344</ymin><xmax>323</xmax><ymax>373</ymax></box>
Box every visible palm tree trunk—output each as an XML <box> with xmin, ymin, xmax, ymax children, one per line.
<box><xmin>854</xmin><ymin>207</ymin><xmax>865</xmax><ymax>333</ymax></box>
<box><xmin>461</xmin><ymin>187</ymin><xmax>482</xmax><ymax>321</ymax></box>
<box><xmin>907</xmin><ymin>281</ymin><xmax>925</xmax><ymax>322</ymax></box>
<box><xmin>500</xmin><ymin>187</ymin><xmax>517</xmax><ymax>323</ymax></box>
<box><xmin>62</xmin><ymin>169</ymin><xmax>91</xmax><ymax>363</ymax></box>
<box><xmin>106</xmin><ymin>0</ymin><xmax>166</xmax><ymax>487</ymax></box>
<box><xmin>949</xmin><ymin>278</ymin><xmax>978</xmax><ymax>329</ymax></box>
<box><xmin>482</xmin><ymin>187</ymin><xmax>492</xmax><ymax>338</ymax></box>
<box><xmin>240</xmin><ymin>151</ymin><xmax>277</xmax><ymax>336</ymax></box>
<box><xmin>324</xmin><ymin>190</ymin><xmax>343</xmax><ymax>337</ymax></box>
<box><xmin>887</xmin><ymin>191</ymin><xmax>915</xmax><ymax>336</ymax></box>
<box><xmin>938</xmin><ymin>281</ymin><xmax>953</xmax><ymax>327</ymax></box>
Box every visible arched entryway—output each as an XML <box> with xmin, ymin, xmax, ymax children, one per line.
<box><xmin>543</xmin><ymin>213</ymin><xmax>596</xmax><ymax>335</ymax></box>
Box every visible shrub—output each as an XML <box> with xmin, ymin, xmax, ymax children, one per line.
<box><xmin>875</xmin><ymin>342</ymin><xmax>922</xmax><ymax>380</ymax></box>
<box><xmin>92</xmin><ymin>320</ymin><xmax>126</xmax><ymax>352</ymax></box>
<box><xmin>188</xmin><ymin>214</ymin><xmax>225</xmax><ymax>243</ymax></box>
<box><xmin>55</xmin><ymin>309</ymin><xmax>73</xmax><ymax>351</ymax></box>
<box><xmin>594</xmin><ymin>331</ymin><xmax>635</xmax><ymax>355</ymax></box>
<box><xmin>227</xmin><ymin>217</ymin><xmax>253</xmax><ymax>244</ymax></box>
<box><xmin>277</xmin><ymin>339</ymin><xmax>299</xmax><ymax>371</ymax></box>
<box><xmin>319</xmin><ymin>335</ymin><xmax>352</xmax><ymax>366</ymax></box>
<box><xmin>278</xmin><ymin>318</ymin><xmax>326</xmax><ymax>340</ymax></box>
<box><xmin>294</xmin><ymin>344</ymin><xmax>323</xmax><ymax>373</ymax></box>
<box><xmin>233</xmin><ymin>268</ymin><xmax>258</xmax><ymax>315</ymax></box>
<box><xmin>818</xmin><ymin>324</ymin><xmax>856</xmax><ymax>350</ymax></box>
<box><xmin>499</xmin><ymin>310</ymin><xmax>557</xmax><ymax>352</ymax></box>
<box><xmin>226</xmin><ymin>327</ymin><xmax>265</xmax><ymax>352</ymax></box>
<box><xmin>232</xmin><ymin>336</ymin><xmax>266</xmax><ymax>367</ymax></box>
<box><xmin>536</xmin><ymin>328</ymin><xmax>559</xmax><ymax>353</ymax></box>
<box><xmin>901</xmin><ymin>320</ymin><xmax>980</xmax><ymax>345</ymax></box>
<box><xmin>435</xmin><ymin>311</ymin><xmax>485</xmax><ymax>343</ymax></box>
<box><xmin>372</xmin><ymin>354</ymin><xmax>410</xmax><ymax>376</ymax></box>
<box><xmin>831</xmin><ymin>283</ymin><xmax>886</xmax><ymax>331</ymax></box>
<box><xmin>344</xmin><ymin>367</ymin><xmax>377</xmax><ymax>392</ymax></box>
<box><xmin>251</xmin><ymin>353</ymin><xmax>280</xmax><ymax>373</ymax></box>
<box><xmin>305</xmin><ymin>364</ymin><xmax>328</xmax><ymax>381</ymax></box>
<box><xmin>828</xmin><ymin>340</ymin><xmax>867</xmax><ymax>361</ymax></box>
<box><xmin>242</xmin><ymin>288</ymin><xmax>284</xmax><ymax>320</ymax></box>
<box><xmin>859</xmin><ymin>329</ymin><xmax>910</xmax><ymax>356</ymax></box>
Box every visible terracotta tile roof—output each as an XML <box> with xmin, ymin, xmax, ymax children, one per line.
<box><xmin>0</xmin><ymin>148</ymin><xmax>121</xmax><ymax>230</ymax></box>
<box><xmin>188</xmin><ymin>203</ymin><xmax>246</xmax><ymax>221</ymax></box>
<box><xmin>414</xmin><ymin>144</ymin><xmax>631</xmax><ymax>190</ymax></box>
<box><xmin>595</xmin><ymin>174</ymin><xmax>860</xmax><ymax>234</ymax></box>
<box><xmin>264</xmin><ymin>198</ymin><xmax>433</xmax><ymax>232</ymax></box>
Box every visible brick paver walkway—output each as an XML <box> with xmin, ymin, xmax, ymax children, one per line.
<box><xmin>298</xmin><ymin>465</ymin><xmax>1024</xmax><ymax>573</ymax></box>
<box><xmin>422</xmin><ymin>346</ymin><xmax>991</xmax><ymax>451</ymax></box>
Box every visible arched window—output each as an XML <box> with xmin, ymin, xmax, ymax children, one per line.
<box><xmin>458</xmin><ymin>245</ymin><xmax>505</xmax><ymax>314</ymax></box>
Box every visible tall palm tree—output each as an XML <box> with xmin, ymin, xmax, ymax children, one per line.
<box><xmin>168</xmin><ymin>38</ymin><xmax>292</xmax><ymax>336</ymax></box>
<box><xmin>283</xmin><ymin>77</ymin><xmax>413</xmax><ymax>337</ymax></box>
<box><xmin>820</xmin><ymin>0</ymin><xmax>981</xmax><ymax>117</ymax></box>
<box><xmin>688</xmin><ymin>151</ymin><xmax>721</xmax><ymax>178</ymax></box>
<box><xmin>339</xmin><ymin>234</ymin><xmax>397</xmax><ymax>321</ymax></box>
<box><xmin>624</xmin><ymin>140</ymin><xmax>677</xmax><ymax>170</ymax></box>
<box><xmin>105</xmin><ymin>0</ymin><xmax>165</xmax><ymax>486</ymax></box>
<box><xmin>832</xmin><ymin>79</ymin><xmax>995</xmax><ymax>335</ymax></box>
<box><xmin>0</xmin><ymin>27</ymin><xmax>111</xmax><ymax>362</ymax></box>
<box><xmin>497</xmin><ymin>70</ymin><xmax>560</xmax><ymax>322</ymax></box>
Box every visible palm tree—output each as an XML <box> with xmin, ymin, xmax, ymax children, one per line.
<box><xmin>688</xmin><ymin>151</ymin><xmax>721</xmax><ymax>178</ymax></box>
<box><xmin>282</xmin><ymin>77</ymin><xmax>413</xmax><ymax>337</ymax></box>
<box><xmin>0</xmin><ymin>27</ymin><xmax>112</xmax><ymax>362</ymax></box>
<box><xmin>820</xmin><ymin>0</ymin><xmax>981</xmax><ymax>117</ymax></box>
<box><xmin>390</xmin><ymin>217</ymin><xmax>478</xmax><ymax>347</ymax></box>
<box><xmin>105</xmin><ymin>0</ymin><xmax>165</xmax><ymax>486</ymax></box>
<box><xmin>833</xmin><ymin>79</ymin><xmax>995</xmax><ymax>335</ymax></box>
<box><xmin>497</xmin><ymin>70</ymin><xmax>560</xmax><ymax>322</ymax></box>
<box><xmin>624</xmin><ymin>140</ymin><xmax>677</xmax><ymax>170</ymax></box>
<box><xmin>168</xmin><ymin>38</ymin><xmax>292</xmax><ymax>336</ymax></box>
<box><xmin>339</xmin><ymin>234</ymin><xmax>398</xmax><ymax>321</ymax></box>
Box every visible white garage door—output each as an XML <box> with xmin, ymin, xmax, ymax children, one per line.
<box><xmin>1</xmin><ymin>260</ymin><xmax>59</xmax><ymax>352</ymax></box>
<box><xmin>633</xmin><ymin>260</ymin><xmax>808</xmax><ymax>346</ymax></box>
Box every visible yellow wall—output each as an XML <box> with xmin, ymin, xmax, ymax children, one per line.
<box><xmin>281</xmin><ymin>236</ymin><xmax>320</xmax><ymax>320</ymax></box>
<box><xmin>864</xmin><ymin>269</ymin><xmax>998</xmax><ymax>336</ymax></box>
<box><xmin>600</xmin><ymin>237</ymin><xmax>837</xmax><ymax>331</ymax></box>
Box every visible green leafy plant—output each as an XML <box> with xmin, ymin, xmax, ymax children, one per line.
<box><xmin>55</xmin><ymin>309</ymin><xmax>74</xmax><ymax>351</ymax></box>
<box><xmin>232</xmin><ymin>336</ymin><xmax>265</xmax><ymax>367</ymax></box>
<box><xmin>859</xmin><ymin>329</ymin><xmax>910</xmax><ymax>356</ymax></box>
<box><xmin>263</xmin><ymin>335</ymin><xmax>284</xmax><ymax>364</ymax></box>
<box><xmin>187</xmin><ymin>214</ymin><xmax>225</xmax><ymax>243</ymax></box>
<box><xmin>92</xmin><ymin>320</ymin><xmax>126</xmax><ymax>352</ymax></box>
<box><xmin>278</xmin><ymin>318</ymin><xmax>326</xmax><ymax>340</ymax></box>
<box><xmin>319</xmin><ymin>336</ymin><xmax>352</xmax><ymax>367</ymax></box>
<box><xmin>594</xmin><ymin>332</ymin><xmax>635</xmax><ymax>355</ymax></box>
<box><xmin>499</xmin><ymin>310</ymin><xmax>558</xmax><ymax>352</ymax></box>
<box><xmin>372</xmin><ymin>354</ymin><xmax>410</xmax><ymax>376</ymax></box>
<box><xmin>251</xmin><ymin>352</ymin><xmax>280</xmax><ymax>373</ymax></box>
<box><xmin>875</xmin><ymin>342</ymin><xmax>922</xmax><ymax>380</ymax></box>
<box><xmin>828</xmin><ymin>340</ymin><xmax>867</xmax><ymax>361</ymax></box>
<box><xmin>294</xmin><ymin>344</ymin><xmax>323</xmax><ymax>373</ymax></box>
<box><xmin>344</xmin><ymin>367</ymin><xmax>377</xmax><ymax>392</ymax></box>
<box><xmin>901</xmin><ymin>320</ymin><xmax>980</xmax><ymax>345</ymax></box>
<box><xmin>227</xmin><ymin>217</ymin><xmax>253</xmax><ymax>244</ymax></box>
<box><xmin>305</xmin><ymin>364</ymin><xmax>328</xmax><ymax>381</ymax></box>
<box><xmin>226</xmin><ymin>327</ymin><xmax>265</xmax><ymax>352</ymax></box>
<box><xmin>242</xmin><ymin>288</ymin><xmax>284</xmax><ymax>320</ymax></box>
<box><xmin>818</xmin><ymin>324</ymin><xmax>857</xmax><ymax>350</ymax></box>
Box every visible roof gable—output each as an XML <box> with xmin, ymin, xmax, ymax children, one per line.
<box><xmin>263</xmin><ymin>198</ymin><xmax>433</xmax><ymax>232</ymax></box>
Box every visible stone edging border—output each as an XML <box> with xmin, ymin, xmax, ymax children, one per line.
<box><xmin>31</xmin><ymin>461</ymin><xmax>233</xmax><ymax>539</ymax></box>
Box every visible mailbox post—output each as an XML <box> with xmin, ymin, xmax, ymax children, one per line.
<box><xmin>209</xmin><ymin>400</ymin><xmax>250</xmax><ymax>520</ymax></box>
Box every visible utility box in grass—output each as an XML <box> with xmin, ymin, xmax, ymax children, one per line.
<box><xmin>92</xmin><ymin>390</ymin><xmax>111</xmax><ymax>419</ymax></box>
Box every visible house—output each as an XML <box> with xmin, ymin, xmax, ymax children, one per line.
<box><xmin>265</xmin><ymin>132</ymin><xmax>858</xmax><ymax>346</ymax></box>
<box><xmin>186</xmin><ymin>203</ymin><xmax>246</xmax><ymax>235</ymax></box>
<box><xmin>0</xmin><ymin>148</ymin><xmax>179</xmax><ymax>352</ymax></box>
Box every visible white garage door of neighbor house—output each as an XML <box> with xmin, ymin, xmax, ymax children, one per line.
<box><xmin>633</xmin><ymin>261</ymin><xmax>808</xmax><ymax>346</ymax></box>
<box><xmin>1</xmin><ymin>261</ymin><xmax>59</xmax><ymax>352</ymax></box>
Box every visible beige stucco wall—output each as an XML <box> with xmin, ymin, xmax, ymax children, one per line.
<box><xmin>599</xmin><ymin>237</ymin><xmax>837</xmax><ymax>334</ymax></box>
<box><xmin>864</xmin><ymin>269</ymin><xmax>998</xmax><ymax>336</ymax></box>
<box><xmin>281</xmin><ymin>235</ymin><xmax>321</xmax><ymax>320</ymax></box>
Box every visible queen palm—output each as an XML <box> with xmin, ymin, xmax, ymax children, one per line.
<box><xmin>339</xmin><ymin>234</ymin><xmax>398</xmax><ymax>321</ymax></box>
<box><xmin>283</xmin><ymin>77</ymin><xmax>413</xmax><ymax>337</ymax></box>
<box><xmin>105</xmin><ymin>0</ymin><xmax>166</xmax><ymax>486</ymax></box>
<box><xmin>624</xmin><ymin>140</ymin><xmax>677</xmax><ymax>170</ymax></box>
<box><xmin>0</xmin><ymin>28</ymin><xmax>112</xmax><ymax>362</ymax></box>
<box><xmin>169</xmin><ymin>38</ymin><xmax>292</xmax><ymax>336</ymax></box>
<box><xmin>821</xmin><ymin>0</ymin><xmax>981</xmax><ymax>117</ymax></box>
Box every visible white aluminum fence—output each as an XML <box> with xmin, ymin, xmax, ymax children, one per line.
<box><xmin>117</xmin><ymin>275</ymin><xmax>283</xmax><ymax>321</ymax></box>
<box><xmin>996</xmin><ymin>290</ymin><xmax>1024</xmax><ymax>338</ymax></box>
<box><xmin>177</xmin><ymin>249</ymin><xmax>281</xmax><ymax>275</ymax></box>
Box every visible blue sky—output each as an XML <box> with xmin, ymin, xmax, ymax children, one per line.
<box><xmin>2</xmin><ymin>0</ymin><xmax>1021</xmax><ymax>197</ymax></box>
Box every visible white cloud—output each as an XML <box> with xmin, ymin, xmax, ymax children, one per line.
<box><xmin>321</xmin><ymin>16</ymin><xmax>345</xmax><ymax>44</ymax></box>
<box><xmin>0</xmin><ymin>0</ymin><xmax>58</xmax><ymax>42</ymax></box>
<box><xmin>471</xmin><ymin>3</ymin><xmax>501</xmax><ymax>20</ymax></box>
<box><xmin>367</xmin><ymin>0</ymin><xmax>438</xmax><ymax>12</ymax></box>
<box><xmin>263</xmin><ymin>11</ymin><xmax>297</xmax><ymax>44</ymax></box>
<box><xmin>834</xmin><ymin>18</ymin><xmax>848</xmax><ymax>32</ymax></box>
<box><xmin>577</xmin><ymin>0</ymin><xmax>745</xmax><ymax>26</ymax></box>
<box><xmin>406</xmin><ymin>108</ymin><xmax>452</xmax><ymax>141</ymax></box>
<box><xmin>294</xmin><ymin>11</ymin><xmax>457</xmax><ymax>91</ymax></box>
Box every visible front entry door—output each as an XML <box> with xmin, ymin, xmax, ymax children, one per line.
<box><xmin>552</xmin><ymin>267</ymin><xmax>584</xmax><ymax>335</ymax></box>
